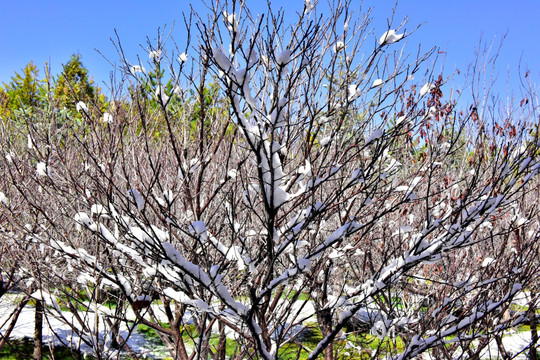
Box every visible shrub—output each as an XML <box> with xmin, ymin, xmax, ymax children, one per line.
<box><xmin>1</xmin><ymin>1</ymin><xmax>540</xmax><ymax>359</ymax></box>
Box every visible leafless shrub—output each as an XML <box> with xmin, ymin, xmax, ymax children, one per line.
<box><xmin>1</xmin><ymin>1</ymin><xmax>540</xmax><ymax>359</ymax></box>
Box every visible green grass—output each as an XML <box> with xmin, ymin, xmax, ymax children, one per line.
<box><xmin>0</xmin><ymin>339</ymin><xmax>89</xmax><ymax>360</ymax></box>
<box><xmin>137</xmin><ymin>322</ymin><xmax>171</xmax><ymax>346</ymax></box>
<box><xmin>514</xmin><ymin>324</ymin><xmax>540</xmax><ymax>334</ymax></box>
<box><xmin>509</xmin><ymin>303</ymin><xmax>540</xmax><ymax>316</ymax></box>
<box><xmin>137</xmin><ymin>323</ymin><xmax>242</xmax><ymax>358</ymax></box>
<box><xmin>284</xmin><ymin>290</ymin><xmax>311</xmax><ymax>302</ymax></box>
<box><xmin>136</xmin><ymin>320</ymin><xmax>407</xmax><ymax>360</ymax></box>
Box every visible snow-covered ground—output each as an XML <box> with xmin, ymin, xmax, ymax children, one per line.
<box><xmin>478</xmin><ymin>330</ymin><xmax>536</xmax><ymax>360</ymax></box>
<box><xmin>0</xmin><ymin>295</ymin><xmax>160</xmax><ymax>358</ymax></box>
<box><xmin>1</xmin><ymin>294</ymin><xmax>537</xmax><ymax>359</ymax></box>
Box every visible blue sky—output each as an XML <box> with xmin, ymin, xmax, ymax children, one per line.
<box><xmin>1</xmin><ymin>1</ymin><xmax>539</xmax><ymax>99</ymax></box>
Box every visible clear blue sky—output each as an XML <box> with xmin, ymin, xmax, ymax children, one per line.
<box><xmin>1</xmin><ymin>1</ymin><xmax>539</xmax><ymax>98</ymax></box>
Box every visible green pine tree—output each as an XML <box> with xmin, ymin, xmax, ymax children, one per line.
<box><xmin>53</xmin><ymin>54</ymin><xmax>101</xmax><ymax>111</ymax></box>
<box><xmin>0</xmin><ymin>62</ymin><xmax>42</xmax><ymax>117</ymax></box>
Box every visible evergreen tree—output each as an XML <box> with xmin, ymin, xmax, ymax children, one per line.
<box><xmin>53</xmin><ymin>54</ymin><xmax>100</xmax><ymax>111</ymax></box>
<box><xmin>0</xmin><ymin>62</ymin><xmax>42</xmax><ymax>117</ymax></box>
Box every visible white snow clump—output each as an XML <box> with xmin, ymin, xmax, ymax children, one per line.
<box><xmin>36</xmin><ymin>162</ymin><xmax>51</xmax><ymax>177</ymax></box>
<box><xmin>379</xmin><ymin>29</ymin><xmax>404</xmax><ymax>45</ymax></box>
<box><xmin>365</xmin><ymin>129</ymin><xmax>383</xmax><ymax>144</ymax></box>
<box><xmin>333</xmin><ymin>41</ymin><xmax>346</xmax><ymax>53</ymax></box>
<box><xmin>0</xmin><ymin>192</ymin><xmax>8</xmax><ymax>205</ymax></box>
<box><xmin>149</xmin><ymin>49</ymin><xmax>162</xmax><ymax>60</ymax></box>
<box><xmin>304</xmin><ymin>0</ymin><xmax>315</xmax><ymax>13</ymax></box>
<box><xmin>420</xmin><ymin>83</ymin><xmax>435</xmax><ymax>97</ymax></box>
<box><xmin>372</xmin><ymin>79</ymin><xmax>384</xmax><ymax>88</ymax></box>
<box><xmin>76</xmin><ymin>101</ymin><xmax>88</xmax><ymax>113</ymax></box>
<box><xmin>178</xmin><ymin>52</ymin><xmax>188</xmax><ymax>62</ymax></box>
<box><xmin>102</xmin><ymin>112</ymin><xmax>113</xmax><ymax>124</ymax></box>
<box><xmin>130</xmin><ymin>65</ymin><xmax>146</xmax><ymax>75</ymax></box>
<box><xmin>276</xmin><ymin>49</ymin><xmax>291</xmax><ymax>65</ymax></box>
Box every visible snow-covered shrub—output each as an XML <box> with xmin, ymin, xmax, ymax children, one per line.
<box><xmin>2</xmin><ymin>1</ymin><xmax>540</xmax><ymax>359</ymax></box>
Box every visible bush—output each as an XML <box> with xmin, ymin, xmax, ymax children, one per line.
<box><xmin>1</xmin><ymin>1</ymin><xmax>540</xmax><ymax>359</ymax></box>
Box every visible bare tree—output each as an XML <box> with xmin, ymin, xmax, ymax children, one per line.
<box><xmin>1</xmin><ymin>1</ymin><xmax>540</xmax><ymax>359</ymax></box>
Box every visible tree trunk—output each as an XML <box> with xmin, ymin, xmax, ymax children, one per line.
<box><xmin>33</xmin><ymin>299</ymin><xmax>43</xmax><ymax>360</ymax></box>
<box><xmin>495</xmin><ymin>335</ymin><xmax>510</xmax><ymax>359</ymax></box>
<box><xmin>316</xmin><ymin>264</ymin><xmax>333</xmax><ymax>360</ymax></box>
<box><xmin>530</xmin><ymin>293</ymin><xmax>538</xmax><ymax>360</ymax></box>
<box><xmin>216</xmin><ymin>321</ymin><xmax>227</xmax><ymax>360</ymax></box>
<box><xmin>109</xmin><ymin>298</ymin><xmax>125</xmax><ymax>350</ymax></box>
<box><xmin>0</xmin><ymin>296</ymin><xmax>30</xmax><ymax>350</ymax></box>
<box><xmin>172</xmin><ymin>327</ymin><xmax>189</xmax><ymax>360</ymax></box>
<box><xmin>317</xmin><ymin>308</ymin><xmax>333</xmax><ymax>360</ymax></box>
